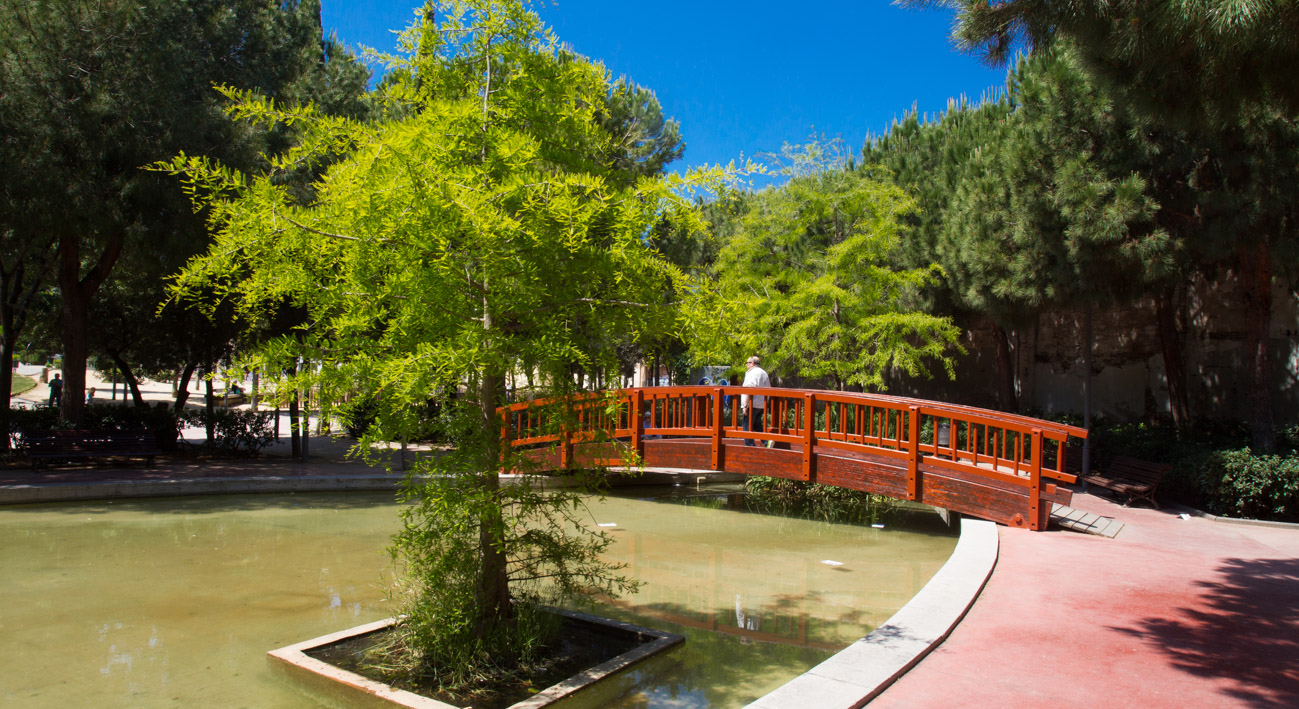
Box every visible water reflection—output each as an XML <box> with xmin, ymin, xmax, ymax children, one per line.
<box><xmin>556</xmin><ymin>487</ymin><xmax>957</xmax><ymax>708</ymax></box>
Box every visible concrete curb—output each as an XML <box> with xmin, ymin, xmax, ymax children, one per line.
<box><xmin>746</xmin><ymin>518</ymin><xmax>998</xmax><ymax>709</ymax></box>
<box><xmin>0</xmin><ymin>469</ymin><xmax>748</xmax><ymax>505</ymax></box>
<box><xmin>0</xmin><ymin>475</ymin><xmax>403</xmax><ymax>504</ymax></box>
<box><xmin>1172</xmin><ymin>503</ymin><xmax>1299</xmax><ymax>530</ymax></box>
<box><xmin>268</xmin><ymin>609</ymin><xmax>683</xmax><ymax>709</ymax></box>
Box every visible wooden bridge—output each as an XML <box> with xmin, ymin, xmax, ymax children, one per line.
<box><xmin>500</xmin><ymin>386</ymin><xmax>1087</xmax><ymax>531</ymax></box>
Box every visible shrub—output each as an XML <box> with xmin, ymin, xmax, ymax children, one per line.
<box><xmin>1062</xmin><ymin>417</ymin><xmax>1299</xmax><ymax>522</ymax></box>
<box><xmin>1190</xmin><ymin>449</ymin><xmax>1299</xmax><ymax>522</ymax></box>
<box><xmin>8</xmin><ymin>403</ymin><xmax>181</xmax><ymax>450</ymax></box>
<box><xmin>182</xmin><ymin>407</ymin><xmax>277</xmax><ymax>456</ymax></box>
<box><xmin>339</xmin><ymin>396</ymin><xmax>381</xmax><ymax>439</ymax></box>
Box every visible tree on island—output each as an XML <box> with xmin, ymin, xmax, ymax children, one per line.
<box><xmin>163</xmin><ymin>0</ymin><xmax>728</xmax><ymax>691</ymax></box>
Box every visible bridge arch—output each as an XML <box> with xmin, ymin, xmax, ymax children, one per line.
<box><xmin>501</xmin><ymin>386</ymin><xmax>1086</xmax><ymax>531</ymax></box>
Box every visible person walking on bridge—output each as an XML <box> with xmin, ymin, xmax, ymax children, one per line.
<box><xmin>741</xmin><ymin>355</ymin><xmax>770</xmax><ymax>446</ymax></box>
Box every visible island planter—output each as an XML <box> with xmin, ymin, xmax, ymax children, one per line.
<box><xmin>268</xmin><ymin>608</ymin><xmax>683</xmax><ymax>709</ymax></box>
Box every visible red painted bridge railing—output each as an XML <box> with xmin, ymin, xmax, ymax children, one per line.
<box><xmin>500</xmin><ymin>386</ymin><xmax>1087</xmax><ymax>531</ymax></box>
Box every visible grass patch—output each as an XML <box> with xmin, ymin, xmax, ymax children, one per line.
<box><xmin>11</xmin><ymin>373</ymin><xmax>36</xmax><ymax>396</ymax></box>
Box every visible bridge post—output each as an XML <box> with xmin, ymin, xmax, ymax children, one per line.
<box><xmin>631</xmin><ymin>389</ymin><xmax>644</xmax><ymax>462</ymax></box>
<box><xmin>500</xmin><ymin>408</ymin><xmax>510</xmax><ymax>474</ymax></box>
<box><xmin>559</xmin><ymin>404</ymin><xmax>573</xmax><ymax>470</ymax></box>
<box><xmin>1029</xmin><ymin>427</ymin><xmax>1043</xmax><ymax>531</ymax></box>
<box><xmin>802</xmin><ymin>392</ymin><xmax>815</xmax><ymax>481</ymax></box>
<box><xmin>711</xmin><ymin>387</ymin><xmax>723</xmax><ymax>470</ymax></box>
<box><xmin>907</xmin><ymin>405</ymin><xmax>921</xmax><ymax>501</ymax></box>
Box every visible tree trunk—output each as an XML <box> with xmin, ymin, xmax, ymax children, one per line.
<box><xmin>1154</xmin><ymin>286</ymin><xmax>1191</xmax><ymax>431</ymax></box>
<box><xmin>57</xmin><ymin>230</ymin><xmax>125</xmax><ymax>426</ymax></box>
<box><xmin>0</xmin><ymin>341</ymin><xmax>12</xmax><ymax>451</ymax></box>
<box><xmin>108</xmin><ymin>351</ymin><xmax>146</xmax><ymax>407</ymax></box>
<box><xmin>204</xmin><ymin>376</ymin><xmax>215</xmax><ymax>447</ymax></box>
<box><xmin>300</xmin><ymin>379</ymin><xmax>310</xmax><ymax>462</ymax></box>
<box><xmin>476</xmin><ymin>367</ymin><xmax>512</xmax><ymax>632</ymax></box>
<box><xmin>173</xmin><ymin>360</ymin><xmax>199</xmax><ymax>412</ymax></box>
<box><xmin>288</xmin><ymin>364</ymin><xmax>301</xmax><ymax>458</ymax></box>
<box><xmin>991</xmin><ymin>323</ymin><xmax>1018</xmax><ymax>413</ymax></box>
<box><xmin>1239</xmin><ymin>242</ymin><xmax>1276</xmax><ymax>453</ymax></box>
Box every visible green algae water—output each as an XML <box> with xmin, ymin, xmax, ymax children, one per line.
<box><xmin>0</xmin><ymin>488</ymin><xmax>955</xmax><ymax>708</ymax></box>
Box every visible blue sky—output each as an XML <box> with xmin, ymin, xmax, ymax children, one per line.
<box><xmin>321</xmin><ymin>1</ymin><xmax>1008</xmax><ymax>174</ymax></box>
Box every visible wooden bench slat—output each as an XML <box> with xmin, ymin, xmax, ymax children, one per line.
<box><xmin>1082</xmin><ymin>455</ymin><xmax>1169</xmax><ymax>509</ymax></box>
<box><xmin>26</xmin><ymin>430</ymin><xmax>162</xmax><ymax>470</ymax></box>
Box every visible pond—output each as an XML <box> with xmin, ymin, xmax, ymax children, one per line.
<box><xmin>0</xmin><ymin>486</ymin><xmax>956</xmax><ymax>708</ymax></box>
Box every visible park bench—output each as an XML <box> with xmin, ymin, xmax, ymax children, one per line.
<box><xmin>26</xmin><ymin>430</ymin><xmax>162</xmax><ymax>470</ymax></box>
<box><xmin>1082</xmin><ymin>455</ymin><xmax>1171</xmax><ymax>509</ymax></box>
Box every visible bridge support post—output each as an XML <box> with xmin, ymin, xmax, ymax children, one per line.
<box><xmin>631</xmin><ymin>389</ymin><xmax>644</xmax><ymax>463</ymax></box>
<box><xmin>802</xmin><ymin>392</ymin><xmax>815</xmax><ymax>481</ymax></box>
<box><xmin>907</xmin><ymin>405</ymin><xmax>921</xmax><ymax>501</ymax></box>
<box><xmin>711</xmin><ymin>387</ymin><xmax>723</xmax><ymax>471</ymax></box>
<box><xmin>1029</xmin><ymin>427</ymin><xmax>1043</xmax><ymax>531</ymax></box>
<box><xmin>500</xmin><ymin>409</ymin><xmax>510</xmax><ymax>474</ymax></box>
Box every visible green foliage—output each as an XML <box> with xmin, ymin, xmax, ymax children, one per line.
<box><xmin>688</xmin><ymin>141</ymin><xmax>963</xmax><ymax>390</ymax></box>
<box><xmin>744</xmin><ymin>476</ymin><xmax>902</xmax><ymax>525</ymax></box>
<box><xmin>378</xmin><ymin>459</ymin><xmax>636</xmax><ymax>691</ymax></box>
<box><xmin>598</xmin><ymin>79</ymin><xmax>685</xmax><ymax>185</ymax></box>
<box><xmin>1191</xmin><ymin>449</ymin><xmax>1299</xmax><ymax>522</ymax></box>
<box><xmin>929</xmin><ymin>0</ymin><xmax>1299</xmax><ymax>127</ymax></box>
<box><xmin>180</xmin><ymin>407</ymin><xmax>277</xmax><ymax>456</ymax></box>
<box><xmin>865</xmin><ymin>50</ymin><xmax>1169</xmax><ymax>326</ymax></box>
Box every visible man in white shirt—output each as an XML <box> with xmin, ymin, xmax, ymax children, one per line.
<box><xmin>740</xmin><ymin>355</ymin><xmax>770</xmax><ymax>446</ymax></box>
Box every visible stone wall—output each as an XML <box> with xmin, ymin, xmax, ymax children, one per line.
<box><xmin>889</xmin><ymin>275</ymin><xmax>1298</xmax><ymax>424</ymax></box>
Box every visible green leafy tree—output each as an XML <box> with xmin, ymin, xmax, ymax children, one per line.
<box><xmin>863</xmin><ymin>99</ymin><xmax>1026</xmax><ymax>408</ymax></box>
<box><xmin>916</xmin><ymin>0</ymin><xmax>1299</xmax><ymax>128</ymax></box>
<box><xmin>599</xmin><ymin>79</ymin><xmax>686</xmax><ymax>186</ymax></box>
<box><xmin>689</xmin><ymin>142</ymin><xmax>962</xmax><ymax>391</ymax></box>
<box><xmin>163</xmin><ymin>0</ymin><xmax>725</xmax><ymax>688</ymax></box>
<box><xmin>0</xmin><ymin>0</ymin><xmax>366</xmax><ymax>425</ymax></box>
<box><xmin>926</xmin><ymin>0</ymin><xmax>1299</xmax><ymax>450</ymax></box>
<box><xmin>864</xmin><ymin>50</ymin><xmax>1180</xmax><ymax>416</ymax></box>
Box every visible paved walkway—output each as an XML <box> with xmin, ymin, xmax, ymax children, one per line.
<box><xmin>872</xmin><ymin>492</ymin><xmax>1299</xmax><ymax>708</ymax></box>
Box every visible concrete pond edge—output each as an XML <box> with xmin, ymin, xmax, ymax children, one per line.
<box><xmin>267</xmin><ymin>608</ymin><xmax>683</xmax><ymax>709</ymax></box>
<box><xmin>746</xmin><ymin>518</ymin><xmax>999</xmax><ymax>709</ymax></box>
<box><xmin>0</xmin><ymin>469</ymin><xmax>748</xmax><ymax>505</ymax></box>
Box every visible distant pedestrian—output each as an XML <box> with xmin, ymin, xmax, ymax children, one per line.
<box><xmin>48</xmin><ymin>373</ymin><xmax>63</xmax><ymax>408</ymax></box>
<box><xmin>740</xmin><ymin>356</ymin><xmax>770</xmax><ymax>447</ymax></box>
<box><xmin>86</xmin><ymin>387</ymin><xmax>96</xmax><ymax>405</ymax></box>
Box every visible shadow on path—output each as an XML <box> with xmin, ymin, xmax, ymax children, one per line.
<box><xmin>1111</xmin><ymin>557</ymin><xmax>1299</xmax><ymax>708</ymax></box>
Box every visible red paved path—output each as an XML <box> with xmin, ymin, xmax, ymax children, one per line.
<box><xmin>872</xmin><ymin>492</ymin><xmax>1299</xmax><ymax>708</ymax></box>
